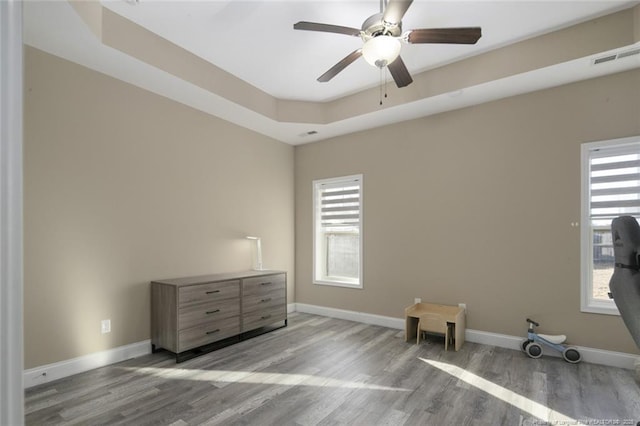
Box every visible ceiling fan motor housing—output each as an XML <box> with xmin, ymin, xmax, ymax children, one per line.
<box><xmin>361</xmin><ymin>13</ymin><xmax>402</xmax><ymax>40</ymax></box>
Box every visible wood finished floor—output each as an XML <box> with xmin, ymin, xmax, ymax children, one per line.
<box><xmin>25</xmin><ymin>313</ymin><xmax>640</xmax><ymax>425</ymax></box>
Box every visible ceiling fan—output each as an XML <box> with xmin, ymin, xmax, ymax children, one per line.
<box><xmin>293</xmin><ymin>0</ymin><xmax>482</xmax><ymax>88</ymax></box>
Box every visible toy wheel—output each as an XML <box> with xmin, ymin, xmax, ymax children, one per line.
<box><xmin>562</xmin><ymin>347</ymin><xmax>582</xmax><ymax>364</ymax></box>
<box><xmin>520</xmin><ymin>339</ymin><xmax>530</xmax><ymax>352</ymax></box>
<box><xmin>526</xmin><ymin>342</ymin><xmax>543</xmax><ymax>359</ymax></box>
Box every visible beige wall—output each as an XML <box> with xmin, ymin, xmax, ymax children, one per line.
<box><xmin>23</xmin><ymin>43</ymin><xmax>640</xmax><ymax>370</ymax></box>
<box><xmin>295</xmin><ymin>69</ymin><xmax>640</xmax><ymax>354</ymax></box>
<box><xmin>23</xmin><ymin>47</ymin><xmax>295</xmax><ymax>369</ymax></box>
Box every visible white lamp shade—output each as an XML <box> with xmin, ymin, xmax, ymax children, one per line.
<box><xmin>362</xmin><ymin>36</ymin><xmax>401</xmax><ymax>68</ymax></box>
<box><xmin>246</xmin><ymin>236</ymin><xmax>264</xmax><ymax>270</ymax></box>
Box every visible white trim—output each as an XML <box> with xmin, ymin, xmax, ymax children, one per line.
<box><xmin>294</xmin><ymin>303</ymin><xmax>639</xmax><ymax>370</ymax></box>
<box><xmin>580</xmin><ymin>135</ymin><xmax>640</xmax><ymax>315</ymax></box>
<box><xmin>21</xmin><ymin>305</ymin><xmax>640</xmax><ymax>389</ymax></box>
<box><xmin>296</xmin><ymin>303</ymin><xmax>404</xmax><ymax>329</ymax></box>
<box><xmin>313</xmin><ymin>279</ymin><xmax>363</xmax><ymax>290</ymax></box>
<box><xmin>24</xmin><ymin>340</ymin><xmax>151</xmax><ymax>389</ymax></box>
<box><xmin>24</xmin><ymin>307</ymin><xmax>293</xmax><ymax>388</ymax></box>
<box><xmin>0</xmin><ymin>1</ymin><xmax>24</xmax><ymax>423</ymax></box>
<box><xmin>312</xmin><ymin>174</ymin><xmax>364</xmax><ymax>289</ymax></box>
<box><xmin>464</xmin><ymin>329</ymin><xmax>638</xmax><ymax>369</ymax></box>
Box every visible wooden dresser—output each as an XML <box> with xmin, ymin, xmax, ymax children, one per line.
<box><xmin>151</xmin><ymin>270</ymin><xmax>286</xmax><ymax>361</ymax></box>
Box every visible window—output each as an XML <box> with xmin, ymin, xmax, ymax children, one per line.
<box><xmin>581</xmin><ymin>136</ymin><xmax>640</xmax><ymax>314</ymax></box>
<box><xmin>313</xmin><ymin>175</ymin><xmax>363</xmax><ymax>288</ymax></box>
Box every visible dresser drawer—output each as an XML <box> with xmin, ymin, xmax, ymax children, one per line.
<box><xmin>242</xmin><ymin>305</ymin><xmax>287</xmax><ymax>332</ymax></box>
<box><xmin>243</xmin><ymin>291</ymin><xmax>286</xmax><ymax>314</ymax></box>
<box><xmin>179</xmin><ymin>280</ymin><xmax>239</xmax><ymax>309</ymax></box>
<box><xmin>242</xmin><ymin>274</ymin><xmax>285</xmax><ymax>297</ymax></box>
<box><xmin>178</xmin><ymin>299</ymin><xmax>240</xmax><ymax>331</ymax></box>
<box><xmin>177</xmin><ymin>317</ymin><xmax>240</xmax><ymax>352</ymax></box>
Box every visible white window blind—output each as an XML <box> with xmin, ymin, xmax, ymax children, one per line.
<box><xmin>589</xmin><ymin>147</ymin><xmax>640</xmax><ymax>221</ymax></box>
<box><xmin>320</xmin><ymin>183</ymin><xmax>361</xmax><ymax>231</ymax></box>
<box><xmin>581</xmin><ymin>137</ymin><xmax>640</xmax><ymax>314</ymax></box>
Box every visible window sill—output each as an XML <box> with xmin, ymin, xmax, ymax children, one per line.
<box><xmin>314</xmin><ymin>279</ymin><xmax>363</xmax><ymax>289</ymax></box>
<box><xmin>581</xmin><ymin>299</ymin><xmax>620</xmax><ymax>316</ymax></box>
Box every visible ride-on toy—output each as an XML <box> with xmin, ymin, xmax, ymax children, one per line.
<box><xmin>521</xmin><ymin>318</ymin><xmax>582</xmax><ymax>363</ymax></box>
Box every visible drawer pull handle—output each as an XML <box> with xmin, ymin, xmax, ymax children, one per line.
<box><xmin>206</xmin><ymin>329</ymin><xmax>220</xmax><ymax>335</ymax></box>
<box><xmin>261</xmin><ymin>298</ymin><xmax>272</xmax><ymax>303</ymax></box>
<box><xmin>206</xmin><ymin>309</ymin><xmax>221</xmax><ymax>315</ymax></box>
<box><xmin>260</xmin><ymin>282</ymin><xmax>272</xmax><ymax>286</ymax></box>
<box><xmin>206</xmin><ymin>290</ymin><xmax>220</xmax><ymax>294</ymax></box>
<box><xmin>261</xmin><ymin>315</ymin><xmax>272</xmax><ymax>320</ymax></box>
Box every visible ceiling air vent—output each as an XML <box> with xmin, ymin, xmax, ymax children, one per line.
<box><xmin>593</xmin><ymin>48</ymin><xmax>640</xmax><ymax>65</ymax></box>
<box><xmin>298</xmin><ymin>130</ymin><xmax>318</xmax><ymax>138</ymax></box>
<box><xmin>617</xmin><ymin>48</ymin><xmax>640</xmax><ymax>59</ymax></box>
<box><xmin>593</xmin><ymin>54</ymin><xmax>616</xmax><ymax>65</ymax></box>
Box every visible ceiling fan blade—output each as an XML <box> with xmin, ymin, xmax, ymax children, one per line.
<box><xmin>382</xmin><ymin>0</ymin><xmax>413</xmax><ymax>25</ymax></box>
<box><xmin>293</xmin><ymin>21</ymin><xmax>361</xmax><ymax>37</ymax></box>
<box><xmin>387</xmin><ymin>56</ymin><xmax>413</xmax><ymax>88</ymax></box>
<box><xmin>407</xmin><ymin>27</ymin><xmax>482</xmax><ymax>44</ymax></box>
<box><xmin>317</xmin><ymin>49</ymin><xmax>363</xmax><ymax>82</ymax></box>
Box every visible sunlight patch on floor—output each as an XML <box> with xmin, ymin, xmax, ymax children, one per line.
<box><xmin>419</xmin><ymin>358</ymin><xmax>585</xmax><ymax>425</ymax></box>
<box><xmin>122</xmin><ymin>366</ymin><xmax>410</xmax><ymax>391</ymax></box>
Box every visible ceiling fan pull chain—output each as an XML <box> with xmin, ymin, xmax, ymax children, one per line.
<box><xmin>379</xmin><ymin>69</ymin><xmax>382</xmax><ymax>105</ymax></box>
<box><xmin>385</xmin><ymin>70</ymin><xmax>388</xmax><ymax>99</ymax></box>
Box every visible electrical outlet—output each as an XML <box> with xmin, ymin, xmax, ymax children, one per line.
<box><xmin>101</xmin><ymin>319</ymin><xmax>111</xmax><ymax>334</ymax></box>
<box><xmin>458</xmin><ymin>303</ymin><xmax>467</xmax><ymax>312</ymax></box>
<box><xmin>414</xmin><ymin>298</ymin><xmax>422</xmax><ymax>304</ymax></box>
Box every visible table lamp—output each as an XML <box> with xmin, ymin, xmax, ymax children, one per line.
<box><xmin>246</xmin><ymin>236</ymin><xmax>264</xmax><ymax>271</ymax></box>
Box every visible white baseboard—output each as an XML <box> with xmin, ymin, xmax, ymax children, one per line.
<box><xmin>24</xmin><ymin>340</ymin><xmax>151</xmax><ymax>389</ymax></box>
<box><xmin>23</xmin><ymin>307</ymin><xmax>312</xmax><ymax>388</ymax></box>
<box><xmin>25</xmin><ymin>307</ymin><xmax>302</xmax><ymax>388</ymax></box>
<box><xmin>295</xmin><ymin>303</ymin><xmax>405</xmax><ymax>330</ymax></box>
<box><xmin>24</xmin><ymin>305</ymin><xmax>640</xmax><ymax>388</ymax></box>
<box><xmin>294</xmin><ymin>303</ymin><xmax>640</xmax><ymax>370</ymax></box>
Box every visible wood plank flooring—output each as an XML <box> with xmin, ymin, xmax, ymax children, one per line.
<box><xmin>25</xmin><ymin>313</ymin><xmax>640</xmax><ymax>425</ymax></box>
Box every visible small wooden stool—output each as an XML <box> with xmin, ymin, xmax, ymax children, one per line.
<box><xmin>405</xmin><ymin>302</ymin><xmax>465</xmax><ymax>351</ymax></box>
<box><xmin>417</xmin><ymin>313</ymin><xmax>450</xmax><ymax>351</ymax></box>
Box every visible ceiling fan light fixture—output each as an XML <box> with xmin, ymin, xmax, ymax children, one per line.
<box><xmin>362</xmin><ymin>36</ymin><xmax>401</xmax><ymax>68</ymax></box>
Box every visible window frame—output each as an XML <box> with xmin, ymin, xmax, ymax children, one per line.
<box><xmin>580</xmin><ymin>135</ymin><xmax>640</xmax><ymax>315</ymax></box>
<box><xmin>312</xmin><ymin>174</ymin><xmax>363</xmax><ymax>289</ymax></box>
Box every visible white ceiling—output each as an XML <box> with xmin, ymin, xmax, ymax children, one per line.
<box><xmin>23</xmin><ymin>0</ymin><xmax>640</xmax><ymax>144</ymax></box>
